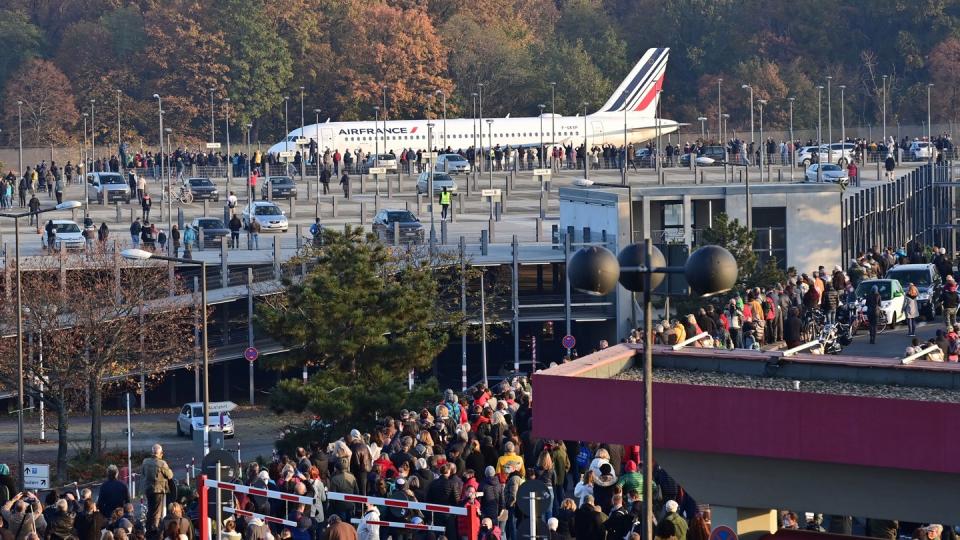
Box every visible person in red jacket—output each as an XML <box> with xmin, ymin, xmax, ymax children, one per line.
<box><xmin>456</xmin><ymin>485</ymin><xmax>481</xmax><ymax>540</ymax></box>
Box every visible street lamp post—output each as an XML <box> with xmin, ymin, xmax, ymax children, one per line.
<box><xmin>827</xmin><ymin>76</ymin><xmax>833</xmax><ymax>164</ymax></box>
<box><xmin>567</xmin><ymin>242</ymin><xmax>737</xmax><ymax>540</ymax></box>
<box><xmin>722</xmin><ymin>114</ymin><xmax>730</xmax><ymax>150</ymax></box>
<box><xmin>90</xmin><ymin>100</ymin><xmax>96</xmax><ymax>169</ymax></box>
<box><xmin>209</xmin><ymin>88</ymin><xmax>216</xmax><ymax>143</ymax></box>
<box><xmin>928</xmin><ymin>83</ymin><xmax>934</xmax><ymax>164</ymax></box>
<box><xmin>314</xmin><ymin>109</ymin><xmax>321</xmax><ymax>202</ymax></box>
<box><xmin>373</xmin><ymin>106</ymin><xmax>380</xmax><ymax>167</ymax></box>
<box><xmin>224</xmin><ymin>98</ymin><xmax>232</xmax><ymax>193</ymax></box>
<box><xmin>758</xmin><ymin>100</ymin><xmax>767</xmax><ymax>183</ymax></box>
<box><xmin>623</xmin><ymin>95</ymin><xmax>628</xmax><ymax>185</ymax></box>
<box><xmin>299</xmin><ymin>87</ymin><xmax>305</xmax><ymax>179</ymax></box>
<box><xmin>116</xmin><ymin>90</ymin><xmax>122</xmax><ymax>171</ymax></box>
<box><xmin>121</xmin><ymin>249</ymin><xmax>210</xmax><ymax>454</ymax></box>
<box><xmin>717</xmin><ymin>78</ymin><xmax>723</xmax><ymax>152</ymax></box>
<box><xmin>788</xmin><ymin>98</ymin><xmax>795</xmax><ymax>180</ymax></box>
<box><xmin>697</xmin><ymin>116</ymin><xmax>707</xmax><ymax>139</ymax></box>
<box><xmin>283</xmin><ymin>96</ymin><xmax>290</xmax><ymax>158</ymax></box>
<box><xmin>486</xmin><ymin>119</ymin><xmax>494</xmax><ymax>188</ymax></box>
<box><xmin>538</xmin><ymin>104</ymin><xmax>545</xmax><ymax>169</ymax></box>
<box><xmin>582</xmin><ymin>102</ymin><xmax>589</xmax><ymax>180</ymax></box>
<box><xmin>839</xmin><ymin>86</ymin><xmax>846</xmax><ymax>160</ymax></box>
<box><xmin>741</xmin><ymin>84</ymin><xmax>754</xmax><ymax>154</ymax></box>
<box><xmin>882</xmin><ymin>75</ymin><xmax>888</xmax><ymax>147</ymax></box>
<box><xmin>153</xmin><ymin>94</ymin><xmax>165</xmax><ymax>213</ymax></box>
<box><xmin>427</xmin><ymin>122</ymin><xmax>436</xmax><ymax>248</ymax></box>
<box><xmin>17</xmin><ymin>101</ymin><xmax>23</xmax><ymax>178</ymax></box>
<box><xmin>0</xmin><ymin>200</ymin><xmax>83</xmax><ymax>491</ymax></box>
<box><xmin>550</xmin><ymin>82</ymin><xmax>556</xmax><ymax>154</ymax></box>
<box><xmin>817</xmin><ymin>86</ymin><xmax>824</xmax><ymax>183</ymax></box>
<box><xmin>478</xmin><ymin>84</ymin><xmax>484</xmax><ymax>175</ymax></box>
<box><xmin>437</xmin><ymin>90</ymin><xmax>447</xmax><ymax>150</ymax></box>
<box><xmin>471</xmin><ymin>93</ymin><xmax>478</xmax><ymax>160</ymax></box>
<box><xmin>82</xmin><ymin>113</ymin><xmax>88</xmax><ymax>173</ymax></box>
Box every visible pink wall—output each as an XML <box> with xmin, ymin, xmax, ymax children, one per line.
<box><xmin>532</xmin><ymin>374</ymin><xmax>960</xmax><ymax>474</ymax></box>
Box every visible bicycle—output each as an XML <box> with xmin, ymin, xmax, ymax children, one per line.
<box><xmin>165</xmin><ymin>184</ymin><xmax>193</xmax><ymax>204</ymax></box>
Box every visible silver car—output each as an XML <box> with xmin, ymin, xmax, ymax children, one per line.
<box><xmin>416</xmin><ymin>171</ymin><xmax>458</xmax><ymax>194</ymax></box>
<box><xmin>86</xmin><ymin>172</ymin><xmax>131</xmax><ymax>203</ymax></box>
<box><xmin>435</xmin><ymin>153</ymin><xmax>471</xmax><ymax>174</ymax></box>
<box><xmin>363</xmin><ymin>154</ymin><xmax>398</xmax><ymax>173</ymax></box>
<box><xmin>805</xmin><ymin>163</ymin><xmax>849</xmax><ymax>186</ymax></box>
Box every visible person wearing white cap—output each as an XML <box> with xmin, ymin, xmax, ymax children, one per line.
<box><xmin>664</xmin><ymin>500</ymin><xmax>688</xmax><ymax>540</ymax></box>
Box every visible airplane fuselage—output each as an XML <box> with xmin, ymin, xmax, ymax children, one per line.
<box><xmin>268</xmin><ymin>113</ymin><xmax>679</xmax><ymax>156</ymax></box>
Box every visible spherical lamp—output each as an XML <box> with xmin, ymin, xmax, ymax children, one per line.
<box><xmin>568</xmin><ymin>246</ymin><xmax>620</xmax><ymax>296</ymax></box>
<box><xmin>684</xmin><ymin>245</ymin><xmax>738</xmax><ymax>297</ymax></box>
<box><xmin>617</xmin><ymin>243</ymin><xmax>666</xmax><ymax>292</ymax></box>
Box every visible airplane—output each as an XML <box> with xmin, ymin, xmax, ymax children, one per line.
<box><xmin>267</xmin><ymin>47</ymin><xmax>678</xmax><ymax>158</ymax></box>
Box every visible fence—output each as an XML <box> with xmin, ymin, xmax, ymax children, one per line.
<box><xmin>840</xmin><ymin>163</ymin><xmax>955</xmax><ymax>263</ymax></box>
<box><xmin>198</xmin><ymin>475</ymin><xmax>464</xmax><ymax>539</ymax></box>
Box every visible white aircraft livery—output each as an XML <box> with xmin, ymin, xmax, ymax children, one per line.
<box><xmin>268</xmin><ymin>47</ymin><xmax>677</xmax><ymax>156</ymax></box>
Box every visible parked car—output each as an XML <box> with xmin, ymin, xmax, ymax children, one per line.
<box><xmin>885</xmin><ymin>263</ymin><xmax>942</xmax><ymax>321</ymax></box>
<box><xmin>241</xmin><ymin>201</ymin><xmax>289</xmax><ymax>232</ymax></box>
<box><xmin>363</xmin><ymin>153</ymin><xmax>398</xmax><ymax>173</ymax></box>
<box><xmin>176</xmin><ymin>402</ymin><xmax>234</xmax><ymax>438</ymax></box>
<box><xmin>854</xmin><ymin>278</ymin><xmax>905</xmax><ymax>328</ymax></box>
<box><xmin>435</xmin><ymin>153</ymin><xmax>472</xmax><ymax>174</ymax></box>
<box><xmin>804</xmin><ymin>163</ymin><xmax>849</xmax><ymax>186</ymax></box>
<box><xmin>416</xmin><ymin>171</ymin><xmax>458</xmax><ymax>194</ymax></box>
<box><xmin>190</xmin><ymin>217</ymin><xmax>230</xmax><ymax>247</ymax></box>
<box><xmin>796</xmin><ymin>143</ymin><xmax>855</xmax><ymax>167</ymax></box>
<box><xmin>261</xmin><ymin>176</ymin><xmax>298</xmax><ymax>199</ymax></box>
<box><xmin>185</xmin><ymin>177</ymin><xmax>219</xmax><ymax>201</ymax></box>
<box><xmin>86</xmin><ymin>172</ymin><xmax>131</xmax><ymax>203</ymax></box>
<box><xmin>50</xmin><ymin>220</ymin><xmax>85</xmax><ymax>251</ymax></box>
<box><xmin>679</xmin><ymin>146</ymin><xmax>726</xmax><ymax>166</ymax></box>
<box><xmin>371</xmin><ymin>209</ymin><xmax>424</xmax><ymax>244</ymax></box>
<box><xmin>909</xmin><ymin>141</ymin><xmax>933</xmax><ymax>161</ymax></box>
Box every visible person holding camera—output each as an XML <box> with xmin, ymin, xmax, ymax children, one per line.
<box><xmin>1</xmin><ymin>491</ymin><xmax>46</xmax><ymax>540</ymax></box>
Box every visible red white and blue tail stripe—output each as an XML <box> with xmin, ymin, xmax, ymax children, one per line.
<box><xmin>596</xmin><ymin>47</ymin><xmax>669</xmax><ymax>116</ymax></box>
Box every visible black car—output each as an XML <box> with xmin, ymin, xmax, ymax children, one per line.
<box><xmin>679</xmin><ymin>146</ymin><xmax>727</xmax><ymax>166</ymax></box>
<box><xmin>372</xmin><ymin>209</ymin><xmax>424</xmax><ymax>244</ymax></box>
<box><xmin>261</xmin><ymin>176</ymin><xmax>298</xmax><ymax>199</ymax></box>
<box><xmin>190</xmin><ymin>217</ymin><xmax>230</xmax><ymax>247</ymax></box>
<box><xmin>885</xmin><ymin>263</ymin><xmax>943</xmax><ymax>321</ymax></box>
<box><xmin>186</xmin><ymin>177</ymin><xmax>219</xmax><ymax>201</ymax></box>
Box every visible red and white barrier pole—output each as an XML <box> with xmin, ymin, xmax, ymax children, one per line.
<box><xmin>199</xmin><ymin>474</ymin><xmax>209</xmax><ymax>540</ymax></box>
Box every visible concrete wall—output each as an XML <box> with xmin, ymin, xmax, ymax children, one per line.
<box><xmin>532</xmin><ymin>345</ymin><xmax>960</xmax><ymax>523</ymax></box>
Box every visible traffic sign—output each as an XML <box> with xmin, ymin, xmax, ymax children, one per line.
<box><xmin>533</xmin><ymin>168</ymin><xmax>551</xmax><ymax>176</ymax></box>
<box><xmin>278</xmin><ymin>151</ymin><xmax>296</xmax><ymax>159</ymax></box>
<box><xmin>205</xmin><ymin>142</ymin><xmax>221</xmax><ymax>149</ymax></box>
<box><xmin>562</xmin><ymin>334</ymin><xmax>576</xmax><ymax>349</ymax></box>
<box><xmin>368</xmin><ymin>167</ymin><xmax>386</xmax><ymax>175</ymax></box>
<box><xmin>208</xmin><ymin>401</ymin><xmax>238</xmax><ymax>414</ymax></box>
<box><xmin>244</xmin><ymin>346</ymin><xmax>259</xmax><ymax>363</ymax></box>
<box><xmin>23</xmin><ymin>464</ymin><xmax>49</xmax><ymax>489</ymax></box>
<box><xmin>481</xmin><ymin>189</ymin><xmax>502</xmax><ymax>198</ymax></box>
<box><xmin>423</xmin><ymin>152</ymin><xmax>438</xmax><ymax>161</ymax></box>
<box><xmin>295</xmin><ymin>137</ymin><xmax>309</xmax><ymax>146</ymax></box>
<box><xmin>710</xmin><ymin>525</ymin><xmax>738</xmax><ymax>540</ymax></box>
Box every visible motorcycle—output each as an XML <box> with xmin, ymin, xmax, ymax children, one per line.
<box><xmin>814</xmin><ymin>323</ymin><xmax>844</xmax><ymax>355</ymax></box>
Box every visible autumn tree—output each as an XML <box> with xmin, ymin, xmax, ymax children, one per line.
<box><xmin>1</xmin><ymin>59</ymin><xmax>79</xmax><ymax>146</ymax></box>
<box><xmin>333</xmin><ymin>2</ymin><xmax>453</xmax><ymax>119</ymax></box>
<box><xmin>0</xmin><ymin>9</ymin><xmax>44</xmax><ymax>101</ymax></box>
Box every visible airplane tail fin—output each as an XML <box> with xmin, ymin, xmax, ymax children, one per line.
<box><xmin>596</xmin><ymin>47</ymin><xmax>669</xmax><ymax>117</ymax></box>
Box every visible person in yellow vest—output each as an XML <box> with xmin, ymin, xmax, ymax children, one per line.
<box><xmin>439</xmin><ymin>186</ymin><xmax>451</xmax><ymax>220</ymax></box>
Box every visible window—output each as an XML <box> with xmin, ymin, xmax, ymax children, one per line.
<box><xmin>661</xmin><ymin>202</ymin><xmax>684</xmax><ymax>243</ymax></box>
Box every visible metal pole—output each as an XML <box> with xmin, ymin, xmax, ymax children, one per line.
<box><xmin>717</xmin><ymin>78</ymin><xmax>723</xmax><ymax>155</ymax></box>
<box><xmin>284</xmin><ymin>96</ymin><xmax>290</xmax><ymax>156</ymax></box>
<box><xmin>14</xmin><ymin>216</ymin><xmax>24</xmax><ymax>491</ymax></box>
<box><xmin>247</xmin><ymin>268</ymin><xmax>254</xmax><ymax>405</ymax></box>
<box><xmin>758</xmin><ymin>101</ymin><xmax>765</xmax><ymax>183</ymax></box>
<box><xmin>583</xmin><ymin>102</ymin><xmax>589</xmax><ymax>180</ymax></box>
<box><xmin>126</xmin><ymin>392</ymin><xmax>133</xmax><ymax>497</ymax></box>
<box><xmin>300</xmin><ymin>87</ymin><xmax>305</xmax><ymax>180</ymax></box>
<box><xmin>480</xmin><ymin>269</ymin><xmax>488</xmax><ymax>386</ymax></box>
<box><xmin>225</xmin><ymin>98</ymin><xmax>232</xmax><ymax>191</ymax></box>
<box><xmin>478</xmin><ymin>83</ymin><xmax>484</xmax><ymax>175</ymax></box>
<box><xmin>428</xmin><ymin>123</ymin><xmax>436</xmax><ymax>248</ymax></box>
<box><xmin>551</xmin><ymin>82</ymin><xmax>556</xmax><ymax>162</ymax></box>
<box><xmin>827</xmin><ymin>76</ymin><xmax>833</xmax><ymax>164</ymax></box>
<box><xmin>928</xmin><ymin>84</ymin><xmax>934</xmax><ymax>165</ymax></box>
<box><xmin>38</xmin><ymin>330</ymin><xmax>44</xmax><ymax>442</ymax></box>
<box><xmin>817</xmin><ymin>86</ymin><xmax>823</xmax><ymax>183</ymax></box>
<box><xmin>487</xmin><ymin>120</ymin><xmax>494</xmax><ymax>188</ymax></box>
<box><xmin>882</xmin><ymin>75</ymin><xmax>887</xmax><ymax>146</ymax></box>
<box><xmin>91</xmin><ymin>100</ymin><xmax>96</xmax><ymax>168</ymax></box>
<box><xmin>117</xmin><ymin>90</ymin><xmax>122</xmax><ymax>170</ymax></box>
<box><xmin>209</xmin><ymin>88</ymin><xmax>216</xmax><ymax>143</ymax></box>
<box><xmin>439</xmin><ymin>91</ymin><xmax>447</xmax><ymax>149</ymax></box>
<box><xmin>374</xmin><ymin>106</ymin><xmax>379</xmax><ymax>167</ymax></box>
<box><xmin>564</xmin><ymin>232</ymin><xmax>572</xmax><ymax>357</ymax></box>
<box><xmin>460</xmin><ymin>237</ymin><xmax>467</xmax><ymax>392</ymax></box>
<box><xmin>382</xmin><ymin>87</ymin><xmax>387</xmax><ymax>158</ymax></box>
<box><xmin>623</xmin><ymin>100</ymin><xmax>628</xmax><ymax>184</ymax></box>
<box><xmin>512</xmin><ymin>235</ymin><xmax>520</xmax><ymax>374</ymax></box>
<box><xmin>642</xmin><ymin>238</ymin><xmax>654</xmax><ymax>540</ymax></box>
<box><xmin>201</xmin><ymin>261</ymin><xmax>210</xmax><ymax>455</ymax></box>
<box><xmin>17</xmin><ymin>101</ymin><xmax>23</xmax><ymax>177</ymax></box>
<box><xmin>840</xmin><ymin>86</ymin><xmax>846</xmax><ymax>157</ymax></box>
